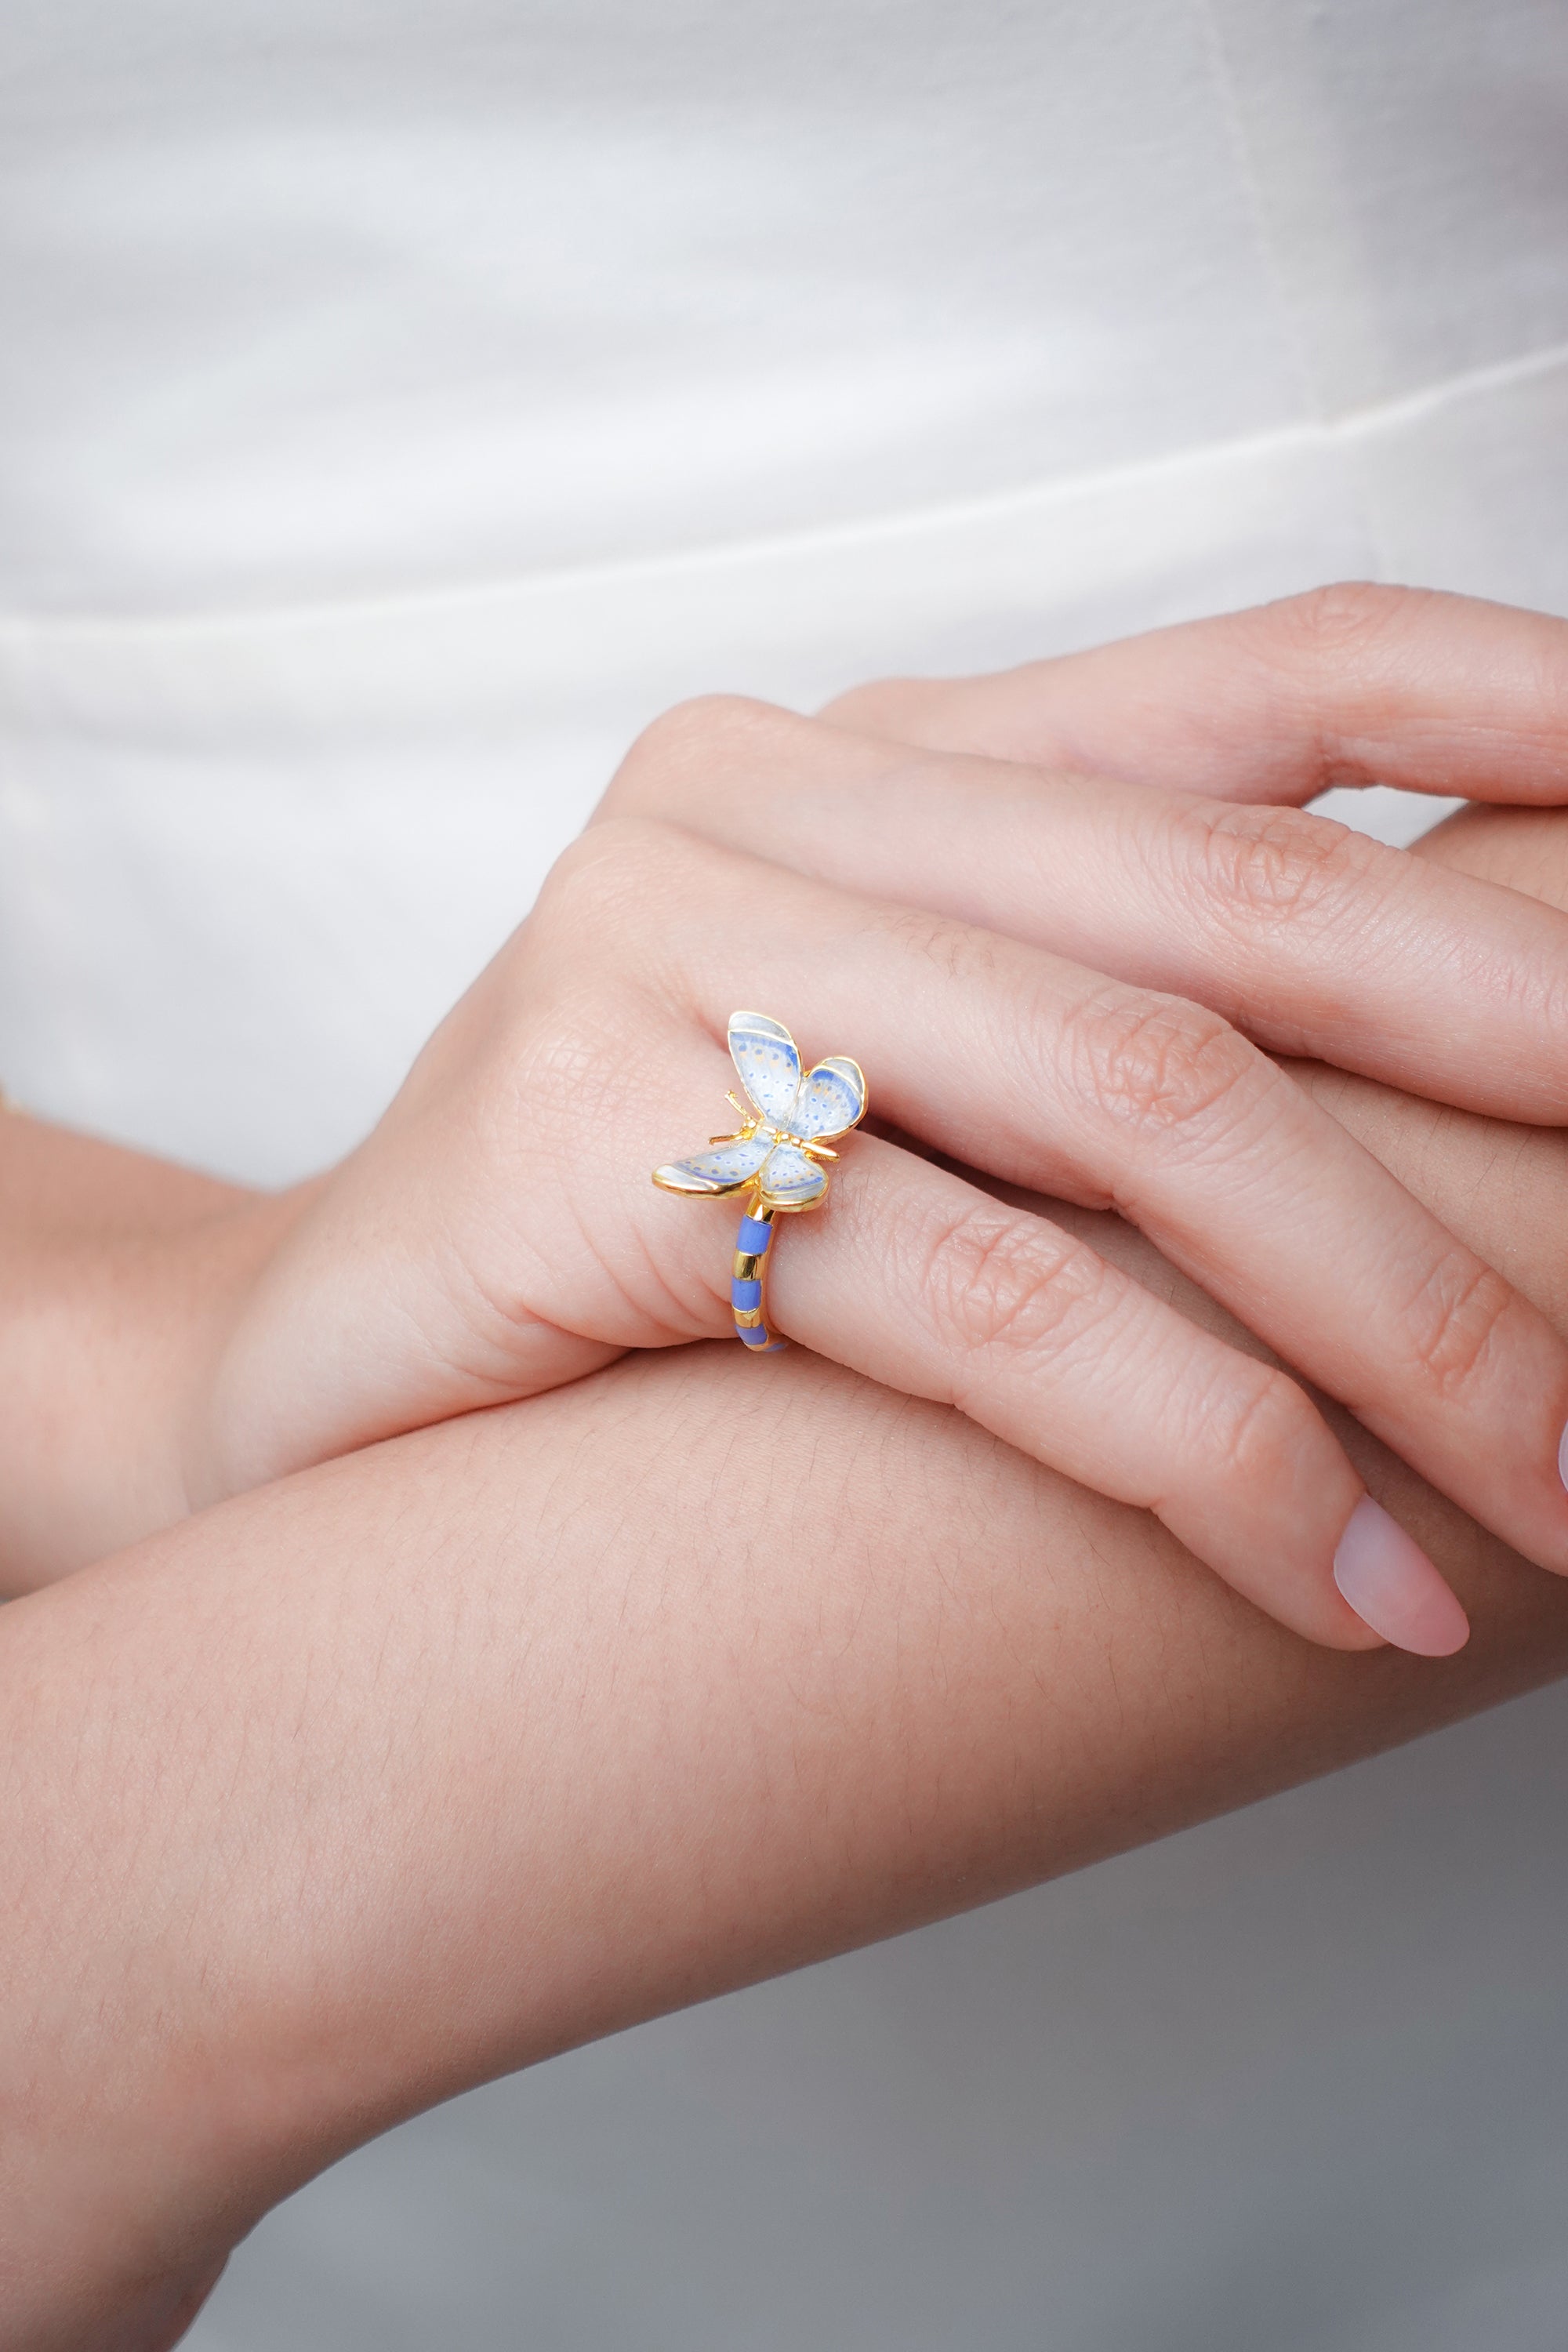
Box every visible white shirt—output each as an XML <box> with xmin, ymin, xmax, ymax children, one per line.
<box><xmin>4</xmin><ymin>4</ymin><xmax>1568</xmax><ymax>2343</ymax></box>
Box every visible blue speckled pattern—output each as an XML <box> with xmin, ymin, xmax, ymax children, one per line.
<box><xmin>792</xmin><ymin>1057</ymin><xmax>866</xmax><ymax>1139</ymax></box>
<box><xmin>652</xmin><ymin>1134</ymin><xmax>771</xmax><ymax>1193</ymax></box>
<box><xmin>653</xmin><ymin>1012</ymin><xmax>868</xmax><ymax>1355</ymax></box>
<box><xmin>729</xmin><ymin>1011</ymin><xmax>801</xmax><ymax>1123</ymax></box>
<box><xmin>757</xmin><ymin>1142</ymin><xmax>827</xmax><ymax>1208</ymax></box>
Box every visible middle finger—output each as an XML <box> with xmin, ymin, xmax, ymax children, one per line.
<box><xmin>604</xmin><ymin>698</ymin><xmax>1568</xmax><ymax>1125</ymax></box>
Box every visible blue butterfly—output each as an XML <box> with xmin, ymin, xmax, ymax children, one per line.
<box><xmin>653</xmin><ymin>1011</ymin><xmax>867</xmax><ymax>1212</ymax></box>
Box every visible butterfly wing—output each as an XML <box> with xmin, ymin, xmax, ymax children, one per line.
<box><xmin>758</xmin><ymin>1142</ymin><xmax>829</xmax><ymax>1210</ymax></box>
<box><xmin>792</xmin><ymin>1056</ymin><xmax>866</xmax><ymax>1141</ymax></box>
<box><xmin>653</xmin><ymin>1134</ymin><xmax>772</xmax><ymax>1196</ymax></box>
<box><xmin>729</xmin><ymin>1011</ymin><xmax>802</xmax><ymax>1124</ymax></box>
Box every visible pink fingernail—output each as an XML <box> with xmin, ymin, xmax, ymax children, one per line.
<box><xmin>1332</xmin><ymin>1496</ymin><xmax>1469</xmax><ymax>1657</ymax></box>
<box><xmin>1558</xmin><ymin>1421</ymin><xmax>1568</xmax><ymax>1494</ymax></box>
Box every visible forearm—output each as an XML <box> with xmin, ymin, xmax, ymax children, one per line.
<box><xmin>8</xmin><ymin>1308</ymin><xmax>1568</xmax><ymax>2350</ymax></box>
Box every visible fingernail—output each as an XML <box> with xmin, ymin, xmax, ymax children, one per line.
<box><xmin>1558</xmin><ymin>1421</ymin><xmax>1568</xmax><ymax>1494</ymax></box>
<box><xmin>1333</xmin><ymin>1496</ymin><xmax>1469</xmax><ymax>1657</ymax></box>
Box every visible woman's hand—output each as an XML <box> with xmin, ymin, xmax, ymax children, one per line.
<box><xmin>619</xmin><ymin>586</ymin><xmax>1568</xmax><ymax>1122</ymax></box>
<box><xmin>189</xmin><ymin>590</ymin><xmax>1568</xmax><ymax>1657</ymax></box>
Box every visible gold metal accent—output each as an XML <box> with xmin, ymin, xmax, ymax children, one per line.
<box><xmin>652</xmin><ymin>1020</ymin><xmax>870</xmax><ymax>1345</ymax></box>
<box><xmin>652</xmin><ymin>1163</ymin><xmax>756</xmax><ymax>1198</ymax></box>
<box><xmin>734</xmin><ymin>1189</ymin><xmax>779</xmax><ymax>1347</ymax></box>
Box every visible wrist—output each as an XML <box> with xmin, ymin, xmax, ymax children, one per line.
<box><xmin>170</xmin><ymin>1176</ymin><xmax>332</xmax><ymax>1519</ymax></box>
<box><xmin>0</xmin><ymin>1134</ymin><xmax>318</xmax><ymax>1587</ymax></box>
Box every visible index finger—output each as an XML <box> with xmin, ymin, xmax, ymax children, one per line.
<box><xmin>819</xmin><ymin>583</ymin><xmax>1568</xmax><ymax>809</ymax></box>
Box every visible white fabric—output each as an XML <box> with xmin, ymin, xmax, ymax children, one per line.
<box><xmin>6</xmin><ymin>0</ymin><xmax>1568</xmax><ymax>1182</ymax></box>
<box><xmin>3</xmin><ymin>3</ymin><xmax>1568</xmax><ymax>2343</ymax></box>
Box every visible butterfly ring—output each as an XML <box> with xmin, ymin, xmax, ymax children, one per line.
<box><xmin>652</xmin><ymin>1011</ymin><xmax>868</xmax><ymax>1352</ymax></box>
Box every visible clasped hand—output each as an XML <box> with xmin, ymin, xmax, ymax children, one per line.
<box><xmin>193</xmin><ymin>588</ymin><xmax>1568</xmax><ymax>1656</ymax></box>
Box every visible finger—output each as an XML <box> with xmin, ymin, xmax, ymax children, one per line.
<box><xmin>817</xmin><ymin>583</ymin><xmax>1568</xmax><ymax>808</ymax></box>
<box><xmin>1412</xmin><ymin>800</ymin><xmax>1568</xmax><ymax>913</ymax></box>
<box><xmin>759</xmin><ymin>1132</ymin><xmax>1465</xmax><ymax>1657</ymax></box>
<box><xmin>625</xmin><ymin>1016</ymin><xmax>1461</xmax><ymax>1656</ymax></box>
<box><xmin>591</xmin><ymin>822</ymin><xmax>1568</xmax><ymax>1585</ymax></box>
<box><xmin>605</xmin><ymin>699</ymin><xmax>1568</xmax><ymax>1125</ymax></box>
<box><xmin>1282</xmin><ymin>1057</ymin><xmax>1568</xmax><ymax>1334</ymax></box>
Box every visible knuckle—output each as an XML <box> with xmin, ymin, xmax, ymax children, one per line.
<box><xmin>1396</xmin><ymin>1247</ymin><xmax>1517</xmax><ymax>1399</ymax></box>
<box><xmin>1230</xmin><ymin>583</ymin><xmax>1431</xmax><ymax>786</ymax></box>
<box><xmin>1268</xmin><ymin>579</ymin><xmax>1413</xmax><ymax>670</ymax></box>
<box><xmin>1242</xmin><ymin>583</ymin><xmax>1451</xmax><ymax>786</ymax></box>
<box><xmin>913</xmin><ymin>1200</ymin><xmax>1115</xmax><ymax>1369</ymax></box>
<box><xmin>1172</xmin><ymin>800</ymin><xmax>1386</xmax><ymax>934</ymax></box>
<box><xmin>1200</xmin><ymin>1360</ymin><xmax>1318</xmax><ymax>1488</ymax></box>
<box><xmin>877</xmin><ymin>899</ymin><xmax>1001</xmax><ymax>988</ymax></box>
<box><xmin>1056</xmin><ymin>982</ymin><xmax>1262</xmax><ymax>1146</ymax></box>
<box><xmin>602</xmin><ymin>692</ymin><xmax>798</xmax><ymax>816</ymax></box>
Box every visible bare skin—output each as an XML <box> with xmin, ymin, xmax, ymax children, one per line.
<box><xmin>2</xmin><ymin>795</ymin><xmax>1568</xmax><ymax>2349</ymax></box>
<box><xmin>13</xmin><ymin>591</ymin><xmax>1568</xmax><ymax>1658</ymax></box>
<box><xmin>7</xmin><ymin>589</ymin><xmax>1568</xmax><ymax>2343</ymax></box>
<box><xmin>8</xmin><ymin>1298</ymin><xmax>1568</xmax><ymax>2352</ymax></box>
